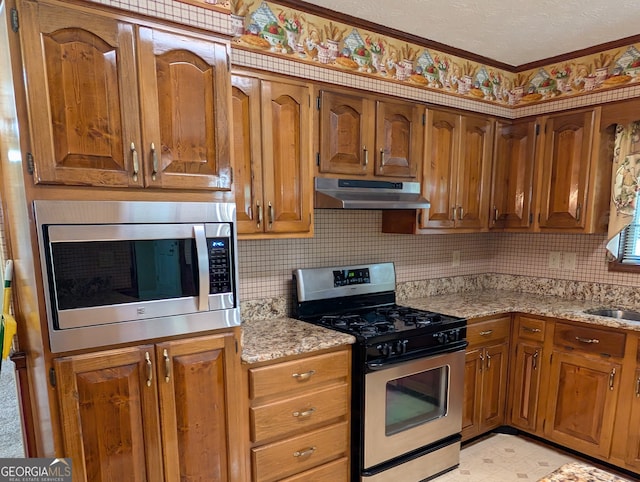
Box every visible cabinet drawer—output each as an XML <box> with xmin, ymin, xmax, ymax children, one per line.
<box><xmin>279</xmin><ymin>457</ymin><xmax>349</xmax><ymax>482</ymax></box>
<box><xmin>249</xmin><ymin>350</ymin><xmax>349</xmax><ymax>399</ymax></box>
<box><xmin>554</xmin><ymin>322</ymin><xmax>626</xmax><ymax>358</ymax></box>
<box><xmin>250</xmin><ymin>383</ymin><xmax>349</xmax><ymax>443</ymax></box>
<box><xmin>516</xmin><ymin>316</ymin><xmax>546</xmax><ymax>342</ymax></box>
<box><xmin>467</xmin><ymin>316</ymin><xmax>511</xmax><ymax>348</ymax></box>
<box><xmin>252</xmin><ymin>421</ymin><xmax>349</xmax><ymax>482</ymax></box>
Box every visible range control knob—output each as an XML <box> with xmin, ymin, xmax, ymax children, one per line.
<box><xmin>376</xmin><ymin>343</ymin><xmax>392</xmax><ymax>357</ymax></box>
<box><xmin>395</xmin><ymin>339</ymin><xmax>408</xmax><ymax>355</ymax></box>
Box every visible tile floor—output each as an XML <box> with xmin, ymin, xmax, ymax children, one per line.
<box><xmin>432</xmin><ymin>433</ymin><xmax>635</xmax><ymax>482</ymax></box>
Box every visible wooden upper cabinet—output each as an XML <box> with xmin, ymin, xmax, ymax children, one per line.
<box><xmin>231</xmin><ymin>72</ymin><xmax>312</xmax><ymax>237</ymax></box>
<box><xmin>421</xmin><ymin>108</ymin><xmax>493</xmax><ymax>230</ymax></box>
<box><xmin>55</xmin><ymin>346</ymin><xmax>164</xmax><ymax>482</ymax></box>
<box><xmin>538</xmin><ymin>108</ymin><xmax>597</xmax><ymax>230</ymax></box>
<box><xmin>137</xmin><ymin>27</ymin><xmax>231</xmax><ymax>190</ymax></box>
<box><xmin>19</xmin><ymin>0</ymin><xmax>231</xmax><ymax>190</ymax></box>
<box><xmin>317</xmin><ymin>89</ymin><xmax>421</xmax><ymax>179</ymax></box>
<box><xmin>19</xmin><ymin>0</ymin><xmax>141</xmax><ymax>187</ymax></box>
<box><xmin>490</xmin><ymin>119</ymin><xmax>536</xmax><ymax>230</ymax></box>
<box><xmin>374</xmin><ymin>99</ymin><xmax>422</xmax><ymax>178</ymax></box>
<box><xmin>318</xmin><ymin>90</ymin><xmax>374</xmax><ymax>175</ymax></box>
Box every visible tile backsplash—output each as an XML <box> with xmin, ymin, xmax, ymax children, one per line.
<box><xmin>237</xmin><ymin>210</ymin><xmax>640</xmax><ymax>303</ymax></box>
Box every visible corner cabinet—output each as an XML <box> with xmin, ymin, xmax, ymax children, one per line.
<box><xmin>232</xmin><ymin>72</ymin><xmax>312</xmax><ymax>237</ymax></box>
<box><xmin>462</xmin><ymin>315</ymin><xmax>510</xmax><ymax>441</ymax></box>
<box><xmin>489</xmin><ymin>119</ymin><xmax>537</xmax><ymax>230</ymax></box>
<box><xmin>19</xmin><ymin>0</ymin><xmax>231</xmax><ymax>190</ymax></box>
<box><xmin>316</xmin><ymin>88</ymin><xmax>423</xmax><ymax>179</ymax></box>
<box><xmin>536</xmin><ymin>107</ymin><xmax>606</xmax><ymax>232</ymax></box>
<box><xmin>54</xmin><ymin>332</ymin><xmax>245</xmax><ymax>482</ymax></box>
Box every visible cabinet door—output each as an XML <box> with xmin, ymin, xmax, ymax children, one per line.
<box><xmin>538</xmin><ymin>109</ymin><xmax>595</xmax><ymax>229</ymax></box>
<box><xmin>19</xmin><ymin>0</ymin><xmax>142</xmax><ymax>187</ymax></box>
<box><xmin>626</xmin><ymin>367</ymin><xmax>640</xmax><ymax>469</ymax></box>
<box><xmin>138</xmin><ymin>27</ymin><xmax>231</xmax><ymax>190</ymax></box>
<box><xmin>480</xmin><ymin>343</ymin><xmax>508</xmax><ymax>431</ymax></box>
<box><xmin>260</xmin><ymin>80</ymin><xmax>312</xmax><ymax>234</ymax></box>
<box><xmin>456</xmin><ymin>114</ymin><xmax>493</xmax><ymax>230</ymax></box>
<box><xmin>318</xmin><ymin>90</ymin><xmax>374</xmax><ymax>175</ymax></box>
<box><xmin>461</xmin><ymin>349</ymin><xmax>482</xmax><ymax>440</ymax></box>
<box><xmin>232</xmin><ymin>75</ymin><xmax>264</xmax><ymax>234</ymax></box>
<box><xmin>55</xmin><ymin>346</ymin><xmax>164</xmax><ymax>482</ymax></box>
<box><xmin>375</xmin><ymin>100</ymin><xmax>422</xmax><ymax>178</ymax></box>
<box><xmin>422</xmin><ymin>109</ymin><xmax>459</xmax><ymax>229</ymax></box>
<box><xmin>490</xmin><ymin>119</ymin><xmax>536</xmax><ymax>229</ymax></box>
<box><xmin>510</xmin><ymin>342</ymin><xmax>542</xmax><ymax>432</ymax></box>
<box><xmin>544</xmin><ymin>351</ymin><xmax>620</xmax><ymax>457</ymax></box>
<box><xmin>156</xmin><ymin>333</ymin><xmax>240</xmax><ymax>482</ymax></box>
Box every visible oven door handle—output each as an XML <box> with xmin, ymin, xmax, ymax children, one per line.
<box><xmin>366</xmin><ymin>341</ymin><xmax>468</xmax><ymax>371</ymax></box>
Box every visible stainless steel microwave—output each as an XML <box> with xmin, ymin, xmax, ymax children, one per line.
<box><xmin>34</xmin><ymin>200</ymin><xmax>241</xmax><ymax>353</ymax></box>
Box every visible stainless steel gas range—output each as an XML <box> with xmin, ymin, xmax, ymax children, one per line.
<box><xmin>293</xmin><ymin>262</ymin><xmax>468</xmax><ymax>482</ymax></box>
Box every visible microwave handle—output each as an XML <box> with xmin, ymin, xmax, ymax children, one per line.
<box><xmin>193</xmin><ymin>225</ymin><xmax>209</xmax><ymax>311</ymax></box>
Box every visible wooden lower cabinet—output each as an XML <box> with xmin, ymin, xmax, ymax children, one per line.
<box><xmin>624</xmin><ymin>366</ymin><xmax>640</xmax><ymax>470</ymax></box>
<box><xmin>543</xmin><ymin>322</ymin><xmax>625</xmax><ymax>459</ymax></box>
<box><xmin>244</xmin><ymin>347</ymin><xmax>351</xmax><ymax>482</ymax></box>
<box><xmin>462</xmin><ymin>315</ymin><xmax>510</xmax><ymax>440</ymax></box>
<box><xmin>54</xmin><ymin>331</ymin><xmax>244</xmax><ymax>482</ymax></box>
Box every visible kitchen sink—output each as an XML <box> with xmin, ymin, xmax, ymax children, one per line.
<box><xmin>584</xmin><ymin>308</ymin><xmax>640</xmax><ymax>321</ymax></box>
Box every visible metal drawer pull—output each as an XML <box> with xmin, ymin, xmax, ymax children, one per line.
<box><xmin>145</xmin><ymin>352</ymin><xmax>153</xmax><ymax>387</ymax></box>
<box><xmin>479</xmin><ymin>330</ymin><xmax>493</xmax><ymax>336</ymax></box>
<box><xmin>292</xmin><ymin>370</ymin><xmax>316</xmax><ymax>381</ymax></box>
<box><xmin>293</xmin><ymin>447</ymin><xmax>316</xmax><ymax>458</ymax></box>
<box><xmin>575</xmin><ymin>336</ymin><xmax>599</xmax><ymax>344</ymax></box>
<box><xmin>163</xmin><ymin>349</ymin><xmax>170</xmax><ymax>383</ymax></box>
<box><xmin>523</xmin><ymin>326</ymin><xmax>542</xmax><ymax>333</ymax></box>
<box><xmin>292</xmin><ymin>408</ymin><xmax>316</xmax><ymax>418</ymax></box>
<box><xmin>609</xmin><ymin>368</ymin><xmax>616</xmax><ymax>391</ymax></box>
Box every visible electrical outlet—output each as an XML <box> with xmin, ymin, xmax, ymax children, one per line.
<box><xmin>452</xmin><ymin>250</ymin><xmax>461</xmax><ymax>267</ymax></box>
<box><xmin>548</xmin><ymin>251</ymin><xmax>561</xmax><ymax>269</ymax></box>
<box><xmin>562</xmin><ymin>252</ymin><xmax>577</xmax><ymax>271</ymax></box>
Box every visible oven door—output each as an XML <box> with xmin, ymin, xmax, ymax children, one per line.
<box><xmin>363</xmin><ymin>349</ymin><xmax>464</xmax><ymax>469</ymax></box>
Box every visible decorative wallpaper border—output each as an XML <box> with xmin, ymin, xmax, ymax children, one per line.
<box><xmin>229</xmin><ymin>0</ymin><xmax>640</xmax><ymax>109</ymax></box>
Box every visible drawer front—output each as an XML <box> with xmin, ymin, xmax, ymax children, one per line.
<box><xmin>279</xmin><ymin>457</ymin><xmax>349</xmax><ymax>482</ymax></box>
<box><xmin>250</xmin><ymin>383</ymin><xmax>349</xmax><ymax>443</ymax></box>
<box><xmin>554</xmin><ymin>322</ymin><xmax>626</xmax><ymax>358</ymax></box>
<box><xmin>467</xmin><ymin>316</ymin><xmax>511</xmax><ymax>348</ymax></box>
<box><xmin>252</xmin><ymin>421</ymin><xmax>349</xmax><ymax>482</ymax></box>
<box><xmin>517</xmin><ymin>316</ymin><xmax>546</xmax><ymax>342</ymax></box>
<box><xmin>249</xmin><ymin>350</ymin><xmax>349</xmax><ymax>399</ymax></box>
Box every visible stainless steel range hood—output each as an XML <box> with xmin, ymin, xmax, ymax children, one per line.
<box><xmin>314</xmin><ymin>178</ymin><xmax>430</xmax><ymax>210</ymax></box>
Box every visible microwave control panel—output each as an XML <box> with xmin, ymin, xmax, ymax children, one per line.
<box><xmin>207</xmin><ymin>237</ymin><xmax>232</xmax><ymax>294</ymax></box>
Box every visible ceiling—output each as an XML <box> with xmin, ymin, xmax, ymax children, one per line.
<box><xmin>299</xmin><ymin>0</ymin><xmax>640</xmax><ymax>67</ymax></box>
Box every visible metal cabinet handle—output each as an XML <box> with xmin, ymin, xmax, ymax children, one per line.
<box><xmin>163</xmin><ymin>349</ymin><xmax>170</xmax><ymax>383</ymax></box>
<box><xmin>479</xmin><ymin>353</ymin><xmax>484</xmax><ymax>372</ymax></box>
<box><xmin>523</xmin><ymin>326</ymin><xmax>542</xmax><ymax>333</ymax></box>
<box><xmin>486</xmin><ymin>352</ymin><xmax>491</xmax><ymax>369</ymax></box>
<box><xmin>493</xmin><ymin>206</ymin><xmax>499</xmax><ymax>223</ymax></box>
<box><xmin>256</xmin><ymin>202</ymin><xmax>263</xmax><ymax>228</ymax></box>
<box><xmin>150</xmin><ymin>142</ymin><xmax>159</xmax><ymax>181</ymax></box>
<box><xmin>131</xmin><ymin>142</ymin><xmax>139</xmax><ymax>182</ymax></box>
<box><xmin>575</xmin><ymin>336</ymin><xmax>599</xmax><ymax>344</ymax></box>
<box><xmin>458</xmin><ymin>206</ymin><xmax>464</xmax><ymax>220</ymax></box>
<box><xmin>576</xmin><ymin>203</ymin><xmax>582</xmax><ymax>222</ymax></box>
<box><xmin>609</xmin><ymin>368</ymin><xmax>616</xmax><ymax>391</ymax></box>
<box><xmin>268</xmin><ymin>202</ymin><xmax>274</xmax><ymax>228</ymax></box>
<box><xmin>451</xmin><ymin>207</ymin><xmax>457</xmax><ymax>221</ymax></box>
<box><xmin>479</xmin><ymin>330</ymin><xmax>493</xmax><ymax>336</ymax></box>
<box><xmin>379</xmin><ymin>149</ymin><xmax>385</xmax><ymax>170</ymax></box>
<box><xmin>636</xmin><ymin>376</ymin><xmax>640</xmax><ymax>397</ymax></box>
<box><xmin>145</xmin><ymin>352</ymin><xmax>153</xmax><ymax>387</ymax></box>
<box><xmin>293</xmin><ymin>446</ymin><xmax>316</xmax><ymax>458</ymax></box>
<box><xmin>292</xmin><ymin>370</ymin><xmax>316</xmax><ymax>381</ymax></box>
<box><xmin>363</xmin><ymin>146</ymin><xmax>368</xmax><ymax>167</ymax></box>
<box><xmin>532</xmin><ymin>350</ymin><xmax>539</xmax><ymax>370</ymax></box>
<box><xmin>292</xmin><ymin>408</ymin><xmax>316</xmax><ymax>418</ymax></box>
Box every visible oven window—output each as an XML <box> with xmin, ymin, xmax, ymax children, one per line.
<box><xmin>50</xmin><ymin>239</ymin><xmax>199</xmax><ymax>310</ymax></box>
<box><xmin>385</xmin><ymin>366</ymin><xmax>449</xmax><ymax>436</ymax></box>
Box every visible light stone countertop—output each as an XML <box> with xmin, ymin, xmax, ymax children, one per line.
<box><xmin>240</xmin><ymin>289</ymin><xmax>640</xmax><ymax>364</ymax></box>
